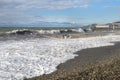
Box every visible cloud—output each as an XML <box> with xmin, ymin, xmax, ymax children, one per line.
<box><xmin>104</xmin><ymin>6</ymin><xmax>120</xmax><ymax>9</ymax></box>
<box><xmin>0</xmin><ymin>12</ymin><xmax>46</xmax><ymax>24</ymax></box>
<box><xmin>1</xmin><ymin>0</ymin><xmax>116</xmax><ymax>26</ymax></box>
<box><xmin>1</xmin><ymin>0</ymin><xmax>119</xmax><ymax>10</ymax></box>
<box><xmin>0</xmin><ymin>0</ymin><xmax>91</xmax><ymax>10</ymax></box>
<box><xmin>0</xmin><ymin>12</ymin><xmax>83</xmax><ymax>25</ymax></box>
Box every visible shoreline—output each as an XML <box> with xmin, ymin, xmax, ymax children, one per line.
<box><xmin>27</xmin><ymin>42</ymin><xmax>120</xmax><ymax>80</ymax></box>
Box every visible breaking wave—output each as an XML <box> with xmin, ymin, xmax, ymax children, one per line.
<box><xmin>5</xmin><ymin>28</ymin><xmax>84</xmax><ymax>35</ymax></box>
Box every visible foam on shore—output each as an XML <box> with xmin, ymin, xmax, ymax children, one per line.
<box><xmin>0</xmin><ymin>35</ymin><xmax>120</xmax><ymax>80</ymax></box>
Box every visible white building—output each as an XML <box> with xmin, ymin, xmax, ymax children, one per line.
<box><xmin>112</xmin><ymin>22</ymin><xmax>120</xmax><ymax>30</ymax></box>
<box><xmin>95</xmin><ymin>24</ymin><xmax>109</xmax><ymax>28</ymax></box>
<box><xmin>92</xmin><ymin>24</ymin><xmax>110</xmax><ymax>32</ymax></box>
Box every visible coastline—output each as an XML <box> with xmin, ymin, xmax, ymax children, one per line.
<box><xmin>27</xmin><ymin>42</ymin><xmax>120</xmax><ymax>80</ymax></box>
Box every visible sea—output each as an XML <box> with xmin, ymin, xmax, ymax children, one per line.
<box><xmin>0</xmin><ymin>27</ymin><xmax>120</xmax><ymax>80</ymax></box>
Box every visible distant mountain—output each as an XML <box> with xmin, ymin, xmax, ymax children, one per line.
<box><xmin>27</xmin><ymin>21</ymin><xmax>81</xmax><ymax>27</ymax></box>
<box><xmin>0</xmin><ymin>21</ymin><xmax>81</xmax><ymax>27</ymax></box>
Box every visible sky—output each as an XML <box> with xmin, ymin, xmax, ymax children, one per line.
<box><xmin>0</xmin><ymin>0</ymin><xmax>120</xmax><ymax>27</ymax></box>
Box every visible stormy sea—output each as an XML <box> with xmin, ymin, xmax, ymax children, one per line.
<box><xmin>0</xmin><ymin>27</ymin><xmax>120</xmax><ymax>80</ymax></box>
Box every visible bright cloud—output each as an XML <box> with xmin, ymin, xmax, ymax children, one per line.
<box><xmin>0</xmin><ymin>12</ymin><xmax>83</xmax><ymax>25</ymax></box>
<box><xmin>0</xmin><ymin>0</ymin><xmax>120</xmax><ymax>26</ymax></box>
<box><xmin>0</xmin><ymin>0</ymin><xmax>90</xmax><ymax>10</ymax></box>
<box><xmin>0</xmin><ymin>0</ymin><xmax>91</xmax><ymax>25</ymax></box>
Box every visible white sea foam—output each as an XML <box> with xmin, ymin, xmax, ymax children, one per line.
<box><xmin>0</xmin><ymin>35</ymin><xmax>120</xmax><ymax>80</ymax></box>
<box><xmin>37</xmin><ymin>30</ymin><xmax>60</xmax><ymax>34</ymax></box>
<box><xmin>5</xmin><ymin>28</ymin><xmax>84</xmax><ymax>35</ymax></box>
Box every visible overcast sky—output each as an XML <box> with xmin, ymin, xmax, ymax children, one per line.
<box><xmin>0</xmin><ymin>0</ymin><xmax>120</xmax><ymax>26</ymax></box>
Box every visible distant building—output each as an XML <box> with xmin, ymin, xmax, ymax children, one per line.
<box><xmin>93</xmin><ymin>24</ymin><xmax>110</xmax><ymax>32</ymax></box>
<box><xmin>112</xmin><ymin>22</ymin><xmax>120</xmax><ymax>30</ymax></box>
<box><xmin>95</xmin><ymin>24</ymin><xmax>109</xmax><ymax>28</ymax></box>
<box><xmin>88</xmin><ymin>22</ymin><xmax>120</xmax><ymax>32</ymax></box>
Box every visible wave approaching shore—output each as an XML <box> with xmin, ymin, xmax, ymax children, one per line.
<box><xmin>0</xmin><ymin>33</ymin><xmax>120</xmax><ymax>80</ymax></box>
